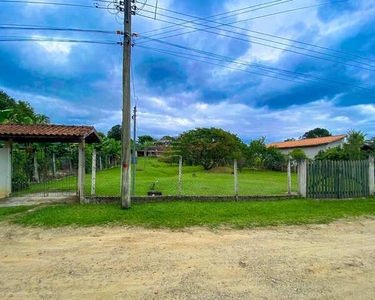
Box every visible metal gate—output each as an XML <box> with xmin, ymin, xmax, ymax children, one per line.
<box><xmin>307</xmin><ymin>160</ymin><xmax>369</xmax><ymax>199</ymax></box>
<box><xmin>11</xmin><ymin>145</ymin><xmax>78</xmax><ymax>197</ymax></box>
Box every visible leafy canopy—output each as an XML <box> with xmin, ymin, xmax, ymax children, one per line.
<box><xmin>247</xmin><ymin>137</ymin><xmax>285</xmax><ymax>170</ymax></box>
<box><xmin>138</xmin><ymin>135</ymin><xmax>155</xmax><ymax>145</ymax></box>
<box><xmin>107</xmin><ymin>124</ymin><xmax>122</xmax><ymax>141</ymax></box>
<box><xmin>302</xmin><ymin>128</ymin><xmax>331</xmax><ymax>139</ymax></box>
<box><xmin>177</xmin><ymin>127</ymin><xmax>246</xmax><ymax>170</ymax></box>
<box><xmin>0</xmin><ymin>90</ymin><xmax>49</xmax><ymax>124</ymax></box>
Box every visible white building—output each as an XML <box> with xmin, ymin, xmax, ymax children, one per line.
<box><xmin>268</xmin><ymin>135</ymin><xmax>347</xmax><ymax>159</ymax></box>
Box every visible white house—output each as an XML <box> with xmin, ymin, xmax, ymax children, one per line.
<box><xmin>268</xmin><ymin>135</ymin><xmax>347</xmax><ymax>159</ymax></box>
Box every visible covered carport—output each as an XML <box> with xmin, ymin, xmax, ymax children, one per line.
<box><xmin>0</xmin><ymin>124</ymin><xmax>101</xmax><ymax>204</ymax></box>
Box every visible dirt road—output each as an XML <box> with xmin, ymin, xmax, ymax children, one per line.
<box><xmin>1</xmin><ymin>219</ymin><xmax>375</xmax><ymax>299</ymax></box>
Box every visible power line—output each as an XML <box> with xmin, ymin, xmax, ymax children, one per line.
<box><xmin>0</xmin><ymin>0</ymin><xmax>107</xmax><ymax>9</ymax></box>
<box><xmin>137</xmin><ymin>0</ymin><xmax>350</xmax><ymax>45</ymax></box>
<box><xmin>136</xmin><ymin>45</ymin><xmax>348</xmax><ymax>92</ymax></box>
<box><xmin>0</xmin><ymin>24</ymin><xmax>120</xmax><ymax>35</ymax></box>
<box><xmin>138</xmin><ymin>8</ymin><xmax>375</xmax><ymax>69</ymax></box>
<box><xmin>0</xmin><ymin>36</ymin><xmax>119</xmax><ymax>45</ymax></box>
<box><xmin>137</xmin><ymin>0</ymin><xmax>375</xmax><ymax>65</ymax></box>
<box><xmin>134</xmin><ymin>38</ymin><xmax>375</xmax><ymax>92</ymax></box>
<box><xmin>137</xmin><ymin>0</ymin><xmax>292</xmax><ymax>35</ymax></box>
<box><xmin>135</xmin><ymin>12</ymin><xmax>375</xmax><ymax>73</ymax></box>
<box><xmin>130</xmin><ymin>61</ymin><xmax>137</xmax><ymax>106</ymax></box>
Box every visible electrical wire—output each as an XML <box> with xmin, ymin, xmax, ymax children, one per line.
<box><xmin>0</xmin><ymin>36</ymin><xmax>119</xmax><ymax>45</ymax></box>
<box><xmin>137</xmin><ymin>0</ymin><xmax>350</xmax><ymax>46</ymax></box>
<box><xmin>138</xmin><ymin>0</ymin><xmax>291</xmax><ymax>36</ymax></box>
<box><xmin>0</xmin><ymin>24</ymin><xmax>119</xmax><ymax>35</ymax></box>
<box><xmin>137</xmin><ymin>0</ymin><xmax>375</xmax><ymax>65</ymax></box>
<box><xmin>130</xmin><ymin>61</ymin><xmax>137</xmax><ymax>106</ymax></box>
<box><xmin>134</xmin><ymin>39</ymin><xmax>375</xmax><ymax>92</ymax></box>
<box><xmin>136</xmin><ymin>0</ymin><xmax>147</xmax><ymax>13</ymax></box>
<box><xmin>0</xmin><ymin>0</ymin><xmax>108</xmax><ymax>9</ymax></box>
<box><xmin>136</xmin><ymin>45</ymin><xmax>352</xmax><ymax>93</ymax></box>
<box><xmin>135</xmin><ymin>12</ymin><xmax>375</xmax><ymax>73</ymax></box>
<box><xmin>137</xmin><ymin>8</ymin><xmax>375</xmax><ymax>69</ymax></box>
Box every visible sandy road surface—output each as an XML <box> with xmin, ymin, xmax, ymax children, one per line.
<box><xmin>1</xmin><ymin>219</ymin><xmax>375</xmax><ymax>300</ymax></box>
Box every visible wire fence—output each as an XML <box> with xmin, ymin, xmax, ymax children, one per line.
<box><xmin>89</xmin><ymin>156</ymin><xmax>297</xmax><ymax>197</ymax></box>
<box><xmin>11</xmin><ymin>146</ymin><xmax>77</xmax><ymax>197</ymax></box>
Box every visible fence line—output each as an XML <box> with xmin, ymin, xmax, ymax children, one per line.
<box><xmin>90</xmin><ymin>157</ymin><xmax>296</xmax><ymax>198</ymax></box>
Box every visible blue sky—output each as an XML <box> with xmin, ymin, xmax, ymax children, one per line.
<box><xmin>0</xmin><ymin>0</ymin><xmax>374</xmax><ymax>143</ymax></box>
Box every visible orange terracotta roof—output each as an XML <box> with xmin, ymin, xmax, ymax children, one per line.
<box><xmin>268</xmin><ymin>134</ymin><xmax>347</xmax><ymax>149</ymax></box>
<box><xmin>0</xmin><ymin>124</ymin><xmax>101</xmax><ymax>143</ymax></box>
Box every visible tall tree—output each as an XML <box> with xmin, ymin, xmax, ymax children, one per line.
<box><xmin>177</xmin><ymin>127</ymin><xmax>246</xmax><ymax>170</ymax></box>
<box><xmin>138</xmin><ymin>135</ymin><xmax>155</xmax><ymax>146</ymax></box>
<box><xmin>302</xmin><ymin>128</ymin><xmax>332</xmax><ymax>139</ymax></box>
<box><xmin>247</xmin><ymin>137</ymin><xmax>267</xmax><ymax>169</ymax></box>
<box><xmin>107</xmin><ymin>125</ymin><xmax>122</xmax><ymax>141</ymax></box>
<box><xmin>0</xmin><ymin>90</ymin><xmax>49</xmax><ymax>124</ymax></box>
<box><xmin>157</xmin><ymin>135</ymin><xmax>175</xmax><ymax>146</ymax></box>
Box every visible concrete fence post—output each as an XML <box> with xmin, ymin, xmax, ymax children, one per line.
<box><xmin>369</xmin><ymin>155</ymin><xmax>374</xmax><ymax>196</ymax></box>
<box><xmin>99</xmin><ymin>155</ymin><xmax>102</xmax><ymax>171</ymax></box>
<box><xmin>0</xmin><ymin>141</ymin><xmax>12</xmax><ymax>198</ymax></box>
<box><xmin>91</xmin><ymin>149</ymin><xmax>96</xmax><ymax>196</ymax></box>
<box><xmin>287</xmin><ymin>159</ymin><xmax>292</xmax><ymax>195</ymax></box>
<box><xmin>178</xmin><ymin>156</ymin><xmax>182</xmax><ymax>196</ymax></box>
<box><xmin>52</xmin><ymin>152</ymin><xmax>57</xmax><ymax>178</ymax></box>
<box><xmin>78</xmin><ymin>139</ymin><xmax>86</xmax><ymax>203</ymax></box>
<box><xmin>298</xmin><ymin>159</ymin><xmax>307</xmax><ymax>198</ymax></box>
<box><xmin>234</xmin><ymin>159</ymin><xmax>238</xmax><ymax>200</ymax></box>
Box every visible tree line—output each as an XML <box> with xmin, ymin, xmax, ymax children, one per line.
<box><xmin>1</xmin><ymin>89</ymin><xmax>374</xmax><ymax>192</ymax></box>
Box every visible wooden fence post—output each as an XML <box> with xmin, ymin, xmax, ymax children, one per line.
<box><xmin>234</xmin><ymin>159</ymin><xmax>238</xmax><ymax>200</ymax></box>
<box><xmin>91</xmin><ymin>149</ymin><xmax>96</xmax><ymax>196</ymax></box>
<box><xmin>369</xmin><ymin>155</ymin><xmax>375</xmax><ymax>196</ymax></box>
<box><xmin>287</xmin><ymin>159</ymin><xmax>292</xmax><ymax>195</ymax></box>
<box><xmin>298</xmin><ymin>159</ymin><xmax>307</xmax><ymax>198</ymax></box>
<box><xmin>178</xmin><ymin>156</ymin><xmax>182</xmax><ymax>196</ymax></box>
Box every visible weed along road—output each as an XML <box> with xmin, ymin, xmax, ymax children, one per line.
<box><xmin>1</xmin><ymin>219</ymin><xmax>375</xmax><ymax>299</ymax></box>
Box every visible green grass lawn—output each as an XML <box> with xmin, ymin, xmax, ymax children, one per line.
<box><xmin>12</xmin><ymin>198</ymin><xmax>375</xmax><ymax>228</ymax></box>
<box><xmin>0</xmin><ymin>206</ymin><xmax>34</xmax><ymax>222</ymax></box>
<box><xmin>91</xmin><ymin>158</ymin><xmax>297</xmax><ymax>196</ymax></box>
<box><xmin>13</xmin><ymin>158</ymin><xmax>297</xmax><ymax>197</ymax></box>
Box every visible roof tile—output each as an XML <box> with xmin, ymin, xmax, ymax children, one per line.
<box><xmin>0</xmin><ymin>124</ymin><xmax>100</xmax><ymax>143</ymax></box>
<box><xmin>0</xmin><ymin>124</ymin><xmax>94</xmax><ymax>136</ymax></box>
<box><xmin>268</xmin><ymin>135</ymin><xmax>347</xmax><ymax>149</ymax></box>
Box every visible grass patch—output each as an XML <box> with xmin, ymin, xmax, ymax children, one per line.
<box><xmin>13</xmin><ymin>198</ymin><xmax>375</xmax><ymax>228</ymax></box>
<box><xmin>13</xmin><ymin>157</ymin><xmax>297</xmax><ymax>197</ymax></box>
<box><xmin>0</xmin><ymin>206</ymin><xmax>34</xmax><ymax>222</ymax></box>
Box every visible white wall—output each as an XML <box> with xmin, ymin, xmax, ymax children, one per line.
<box><xmin>280</xmin><ymin>139</ymin><xmax>345</xmax><ymax>159</ymax></box>
<box><xmin>0</xmin><ymin>145</ymin><xmax>11</xmax><ymax>198</ymax></box>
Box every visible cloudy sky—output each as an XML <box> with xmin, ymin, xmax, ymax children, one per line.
<box><xmin>0</xmin><ymin>0</ymin><xmax>374</xmax><ymax>143</ymax></box>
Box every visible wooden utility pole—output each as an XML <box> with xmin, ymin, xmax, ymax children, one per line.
<box><xmin>121</xmin><ymin>0</ymin><xmax>132</xmax><ymax>209</ymax></box>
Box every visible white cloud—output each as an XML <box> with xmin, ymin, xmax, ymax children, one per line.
<box><xmin>134</xmin><ymin>92</ymin><xmax>375</xmax><ymax>142</ymax></box>
<box><xmin>36</xmin><ymin>40</ymin><xmax>73</xmax><ymax>55</ymax></box>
